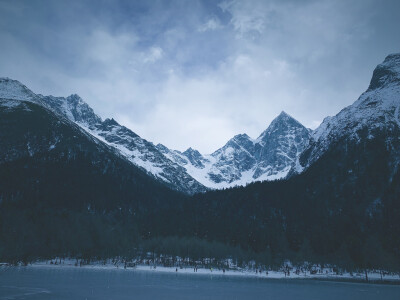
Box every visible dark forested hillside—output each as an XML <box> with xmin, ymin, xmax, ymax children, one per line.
<box><xmin>190</xmin><ymin>124</ymin><xmax>400</xmax><ymax>270</ymax></box>
<box><xmin>0</xmin><ymin>100</ymin><xmax>188</xmax><ymax>262</ymax></box>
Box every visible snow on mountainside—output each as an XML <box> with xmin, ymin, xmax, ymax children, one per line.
<box><xmin>0</xmin><ymin>77</ymin><xmax>207</xmax><ymax>194</ymax></box>
<box><xmin>160</xmin><ymin>112</ymin><xmax>311</xmax><ymax>189</ymax></box>
<box><xmin>0</xmin><ymin>77</ymin><xmax>36</xmax><ymax>101</ymax></box>
<box><xmin>1</xmin><ymin>52</ymin><xmax>399</xmax><ymax>193</ymax></box>
<box><xmin>0</xmin><ymin>77</ymin><xmax>312</xmax><ymax>191</ymax></box>
<box><xmin>299</xmin><ymin>53</ymin><xmax>400</xmax><ymax>170</ymax></box>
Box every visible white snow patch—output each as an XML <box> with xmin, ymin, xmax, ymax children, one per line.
<box><xmin>0</xmin><ymin>78</ymin><xmax>36</xmax><ymax>102</ymax></box>
<box><xmin>77</xmin><ymin>123</ymin><xmax>165</xmax><ymax>178</ymax></box>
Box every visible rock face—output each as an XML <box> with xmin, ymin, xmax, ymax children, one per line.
<box><xmin>253</xmin><ymin>111</ymin><xmax>311</xmax><ymax>178</ymax></box>
<box><xmin>161</xmin><ymin>112</ymin><xmax>311</xmax><ymax>189</ymax></box>
<box><xmin>299</xmin><ymin>53</ymin><xmax>400</xmax><ymax>171</ymax></box>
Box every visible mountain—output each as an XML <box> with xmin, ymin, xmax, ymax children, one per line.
<box><xmin>299</xmin><ymin>53</ymin><xmax>400</xmax><ymax>172</ymax></box>
<box><xmin>189</xmin><ymin>53</ymin><xmax>400</xmax><ymax>269</ymax></box>
<box><xmin>253</xmin><ymin>111</ymin><xmax>311</xmax><ymax>177</ymax></box>
<box><xmin>0</xmin><ymin>77</ymin><xmax>313</xmax><ymax>192</ymax></box>
<box><xmin>1</xmin><ymin>53</ymin><xmax>400</xmax><ymax>270</ymax></box>
<box><xmin>0</xmin><ymin>98</ymin><xmax>190</xmax><ymax>204</ymax></box>
<box><xmin>161</xmin><ymin>111</ymin><xmax>311</xmax><ymax>188</ymax></box>
<box><xmin>0</xmin><ymin>78</ymin><xmax>207</xmax><ymax>194</ymax></box>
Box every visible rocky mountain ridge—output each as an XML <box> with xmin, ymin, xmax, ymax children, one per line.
<box><xmin>161</xmin><ymin>111</ymin><xmax>311</xmax><ymax>188</ymax></box>
<box><xmin>2</xmin><ymin>53</ymin><xmax>398</xmax><ymax>193</ymax></box>
<box><xmin>0</xmin><ymin>77</ymin><xmax>312</xmax><ymax>191</ymax></box>
<box><xmin>0</xmin><ymin>78</ymin><xmax>206</xmax><ymax>194</ymax></box>
<box><xmin>299</xmin><ymin>52</ymin><xmax>400</xmax><ymax>172</ymax></box>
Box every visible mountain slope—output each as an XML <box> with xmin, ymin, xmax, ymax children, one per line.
<box><xmin>253</xmin><ymin>111</ymin><xmax>311</xmax><ymax>177</ymax></box>
<box><xmin>0</xmin><ymin>98</ymin><xmax>190</xmax><ymax>261</ymax></box>
<box><xmin>0</xmin><ymin>98</ymin><xmax>188</xmax><ymax>207</ymax></box>
<box><xmin>0</xmin><ymin>78</ymin><xmax>207</xmax><ymax>194</ymax></box>
<box><xmin>299</xmin><ymin>53</ymin><xmax>400</xmax><ymax>172</ymax></box>
<box><xmin>161</xmin><ymin>112</ymin><xmax>310</xmax><ymax>189</ymax></box>
<box><xmin>0</xmin><ymin>78</ymin><xmax>312</xmax><ymax>192</ymax></box>
<box><xmin>189</xmin><ymin>53</ymin><xmax>400</xmax><ymax>268</ymax></box>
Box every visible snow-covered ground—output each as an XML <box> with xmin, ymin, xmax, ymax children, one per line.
<box><xmin>6</xmin><ymin>260</ymin><xmax>399</xmax><ymax>283</ymax></box>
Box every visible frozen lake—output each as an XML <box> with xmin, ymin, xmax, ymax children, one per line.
<box><xmin>1</xmin><ymin>267</ymin><xmax>399</xmax><ymax>300</ymax></box>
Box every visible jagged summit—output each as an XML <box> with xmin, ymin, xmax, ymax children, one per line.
<box><xmin>271</xmin><ymin>110</ymin><xmax>303</xmax><ymax>126</ymax></box>
<box><xmin>161</xmin><ymin>110</ymin><xmax>311</xmax><ymax>189</ymax></box>
<box><xmin>182</xmin><ymin>147</ymin><xmax>205</xmax><ymax>168</ymax></box>
<box><xmin>256</xmin><ymin>111</ymin><xmax>308</xmax><ymax>145</ymax></box>
<box><xmin>103</xmin><ymin>118</ymin><xmax>119</xmax><ymax>126</ymax></box>
<box><xmin>183</xmin><ymin>147</ymin><xmax>202</xmax><ymax>157</ymax></box>
<box><xmin>277</xmin><ymin>110</ymin><xmax>290</xmax><ymax>118</ymax></box>
<box><xmin>155</xmin><ymin>143</ymin><xmax>170</xmax><ymax>152</ymax></box>
<box><xmin>0</xmin><ymin>77</ymin><xmax>36</xmax><ymax>101</ymax></box>
<box><xmin>44</xmin><ymin>93</ymin><xmax>102</xmax><ymax>126</ymax></box>
<box><xmin>183</xmin><ymin>147</ymin><xmax>196</xmax><ymax>153</ymax></box>
<box><xmin>368</xmin><ymin>53</ymin><xmax>400</xmax><ymax>91</ymax></box>
<box><xmin>212</xmin><ymin>133</ymin><xmax>254</xmax><ymax>157</ymax></box>
<box><xmin>226</xmin><ymin>133</ymin><xmax>254</xmax><ymax>148</ymax></box>
<box><xmin>231</xmin><ymin>133</ymin><xmax>253</xmax><ymax>143</ymax></box>
<box><xmin>300</xmin><ymin>52</ymin><xmax>400</xmax><ymax>170</ymax></box>
<box><xmin>269</xmin><ymin>111</ymin><xmax>302</xmax><ymax>127</ymax></box>
<box><xmin>0</xmin><ymin>78</ymin><xmax>102</xmax><ymax>126</ymax></box>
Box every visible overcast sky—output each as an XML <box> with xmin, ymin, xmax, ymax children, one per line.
<box><xmin>1</xmin><ymin>0</ymin><xmax>399</xmax><ymax>153</ymax></box>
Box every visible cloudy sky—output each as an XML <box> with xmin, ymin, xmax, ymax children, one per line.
<box><xmin>1</xmin><ymin>0</ymin><xmax>399</xmax><ymax>153</ymax></box>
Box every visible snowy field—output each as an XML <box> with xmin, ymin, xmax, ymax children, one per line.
<box><xmin>5</xmin><ymin>259</ymin><xmax>398</xmax><ymax>284</ymax></box>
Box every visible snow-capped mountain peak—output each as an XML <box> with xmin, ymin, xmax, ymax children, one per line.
<box><xmin>256</xmin><ymin>111</ymin><xmax>305</xmax><ymax>144</ymax></box>
<box><xmin>231</xmin><ymin>133</ymin><xmax>254</xmax><ymax>146</ymax></box>
<box><xmin>182</xmin><ymin>147</ymin><xmax>206</xmax><ymax>168</ymax></box>
<box><xmin>0</xmin><ymin>78</ymin><xmax>36</xmax><ymax>101</ymax></box>
<box><xmin>300</xmin><ymin>53</ymin><xmax>400</xmax><ymax>169</ymax></box>
<box><xmin>41</xmin><ymin>93</ymin><xmax>102</xmax><ymax>126</ymax></box>
<box><xmin>213</xmin><ymin>133</ymin><xmax>255</xmax><ymax>157</ymax></box>
<box><xmin>368</xmin><ymin>53</ymin><xmax>400</xmax><ymax>91</ymax></box>
<box><xmin>0</xmin><ymin>78</ymin><xmax>102</xmax><ymax>126</ymax></box>
<box><xmin>161</xmin><ymin>111</ymin><xmax>311</xmax><ymax>189</ymax></box>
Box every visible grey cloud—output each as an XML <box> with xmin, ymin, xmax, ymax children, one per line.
<box><xmin>0</xmin><ymin>0</ymin><xmax>399</xmax><ymax>153</ymax></box>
